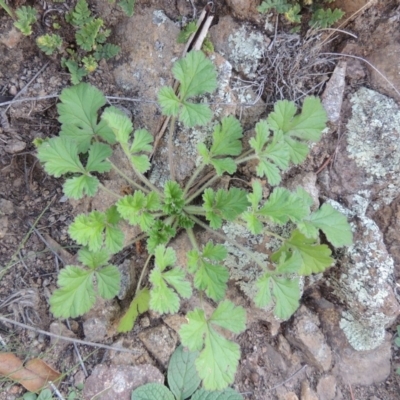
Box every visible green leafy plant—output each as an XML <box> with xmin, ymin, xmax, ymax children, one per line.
<box><xmin>258</xmin><ymin>0</ymin><xmax>344</xmax><ymax>29</ymax></box>
<box><xmin>2</xmin><ymin>0</ymin><xmax>120</xmax><ymax>84</ymax></box>
<box><xmin>36</xmin><ymin>34</ymin><xmax>63</xmax><ymax>55</ymax></box>
<box><xmin>131</xmin><ymin>345</ymin><xmax>243</xmax><ymax>399</ymax></box>
<box><xmin>21</xmin><ymin>389</ymin><xmax>53</xmax><ymax>400</ymax></box>
<box><xmin>14</xmin><ymin>5</ymin><xmax>37</xmax><ymax>35</ymax></box>
<box><xmin>36</xmin><ymin>50</ymin><xmax>352</xmax><ymax>390</ymax></box>
<box><xmin>62</xmin><ymin>0</ymin><xmax>120</xmax><ymax>83</ymax></box>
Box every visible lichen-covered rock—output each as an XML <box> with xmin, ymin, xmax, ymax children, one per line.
<box><xmin>112</xmin><ymin>9</ymin><xmax>181</xmax><ymax>134</ymax></box>
<box><xmin>326</xmin><ymin>197</ymin><xmax>400</xmax><ymax>351</ymax></box>
<box><xmin>209</xmin><ymin>16</ymin><xmax>269</xmax><ymax>79</ymax></box>
<box><xmin>346</xmin><ymin>88</ymin><xmax>400</xmax><ymax>208</ymax></box>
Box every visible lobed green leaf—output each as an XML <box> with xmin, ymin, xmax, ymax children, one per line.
<box><xmin>272</xmin><ymin>230</ymin><xmax>333</xmax><ymax>275</ymax></box>
<box><xmin>180</xmin><ymin>302</ymin><xmax>246</xmax><ymax>390</ymax></box>
<box><xmin>118</xmin><ymin>288</ymin><xmax>150</xmax><ymax>333</ymax></box>
<box><xmin>50</xmin><ymin>266</ymin><xmax>95</xmax><ymax>318</ymax></box>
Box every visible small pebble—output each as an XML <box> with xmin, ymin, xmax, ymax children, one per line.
<box><xmin>9</xmin><ymin>85</ymin><xmax>17</xmax><ymax>95</ymax></box>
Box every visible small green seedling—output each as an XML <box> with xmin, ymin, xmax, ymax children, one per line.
<box><xmin>36</xmin><ymin>34</ymin><xmax>63</xmax><ymax>56</ymax></box>
<box><xmin>14</xmin><ymin>6</ymin><xmax>37</xmax><ymax>35</ymax></box>
<box><xmin>2</xmin><ymin>0</ymin><xmax>120</xmax><ymax>84</ymax></box>
<box><xmin>36</xmin><ymin>50</ymin><xmax>352</xmax><ymax>390</ymax></box>
<box><xmin>258</xmin><ymin>0</ymin><xmax>344</xmax><ymax>29</ymax></box>
<box><xmin>131</xmin><ymin>345</ymin><xmax>243</xmax><ymax>400</ymax></box>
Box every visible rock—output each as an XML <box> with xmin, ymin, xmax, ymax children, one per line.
<box><xmin>82</xmin><ymin>364</ymin><xmax>163</xmax><ymax>400</ymax></box>
<box><xmin>5</xmin><ymin>140</ymin><xmax>26</xmax><ymax>154</ymax></box>
<box><xmin>285</xmin><ymin>306</ymin><xmax>332</xmax><ymax>372</ymax></box>
<box><xmin>163</xmin><ymin>314</ymin><xmax>187</xmax><ymax>334</ymax></box>
<box><xmin>138</xmin><ymin>324</ymin><xmax>178</xmax><ymax>367</ymax></box>
<box><xmin>366</xmin><ymin>13</ymin><xmax>400</xmax><ymax>102</ymax></box>
<box><xmin>209</xmin><ymin>16</ymin><xmax>270</xmax><ymax>78</ymax></box>
<box><xmin>74</xmin><ymin>370</ymin><xmax>86</xmax><ymax>388</ymax></box>
<box><xmin>0</xmin><ymin>26</ymin><xmax>23</xmax><ymax>48</ymax></box>
<box><xmin>345</xmin><ymin>88</ymin><xmax>400</xmax><ymax>207</ymax></box>
<box><xmin>316</xmin><ymin>375</ymin><xmax>337</xmax><ymax>400</ymax></box>
<box><xmin>49</xmin><ymin>322</ymin><xmax>76</xmax><ymax>353</ymax></box>
<box><xmin>105</xmin><ymin>338</ymin><xmax>153</xmax><ymax>366</ymax></box>
<box><xmin>300</xmin><ymin>381</ymin><xmax>318</xmax><ymax>400</ymax></box>
<box><xmin>117</xmin><ymin>258</ymin><xmax>135</xmax><ymax>301</ymax></box>
<box><xmin>225</xmin><ymin>0</ymin><xmax>260</xmax><ymax>20</ymax></box>
<box><xmin>326</xmin><ymin>198</ymin><xmax>400</xmax><ymax>351</ymax></box>
<box><xmin>112</xmin><ymin>8</ymin><xmax>181</xmax><ymax>134</ymax></box>
<box><xmin>0</xmin><ymin>216</ymin><xmax>8</xmax><ymax>239</ymax></box>
<box><xmin>0</xmin><ymin>199</ymin><xmax>14</xmax><ymax>215</ymax></box>
<box><xmin>83</xmin><ymin>318</ymin><xmax>108</xmax><ymax>343</ymax></box>
<box><xmin>322</xmin><ymin>61</ymin><xmax>346</xmax><ymax>124</ymax></box>
<box><xmin>278</xmin><ymin>392</ymin><xmax>299</xmax><ymax>400</ymax></box>
<box><xmin>312</xmin><ymin>296</ymin><xmax>393</xmax><ymax>386</ymax></box>
<box><xmin>337</xmin><ymin>333</ymin><xmax>392</xmax><ymax>386</ymax></box>
<box><xmin>82</xmin><ymin>298</ymin><xmax>120</xmax><ymax>341</ymax></box>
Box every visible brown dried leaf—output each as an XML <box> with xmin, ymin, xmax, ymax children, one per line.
<box><xmin>0</xmin><ymin>353</ymin><xmax>61</xmax><ymax>392</ymax></box>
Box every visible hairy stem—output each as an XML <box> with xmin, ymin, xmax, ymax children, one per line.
<box><xmin>123</xmin><ymin>231</ymin><xmax>148</xmax><ymax>248</ymax></box>
<box><xmin>185</xmin><ymin>173</ymin><xmax>220</xmax><ymax>205</ymax></box>
<box><xmin>168</xmin><ymin>115</ymin><xmax>177</xmax><ymax>181</ymax></box>
<box><xmin>120</xmin><ymin>144</ymin><xmax>163</xmax><ymax>196</ymax></box>
<box><xmin>186</xmin><ymin>227</ymin><xmax>200</xmax><ymax>251</ymax></box>
<box><xmin>189</xmin><ymin>215</ymin><xmax>266</xmax><ymax>270</ymax></box>
<box><xmin>183</xmin><ymin>162</ymin><xmax>206</xmax><ymax>197</ymax></box>
<box><xmin>135</xmin><ymin>254</ymin><xmax>153</xmax><ymax>294</ymax></box>
<box><xmin>108</xmin><ymin>159</ymin><xmax>150</xmax><ymax>193</ymax></box>
<box><xmin>235</xmin><ymin>148</ymin><xmax>254</xmax><ymax>161</ymax></box>
<box><xmin>184</xmin><ymin>205</ymin><xmax>206</xmax><ymax>215</ymax></box>
<box><xmin>98</xmin><ymin>183</ymin><xmax>122</xmax><ymax>199</ymax></box>
<box><xmin>235</xmin><ymin>154</ymin><xmax>258</xmax><ymax>165</ymax></box>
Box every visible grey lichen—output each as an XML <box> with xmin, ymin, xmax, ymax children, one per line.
<box><xmin>346</xmin><ymin>87</ymin><xmax>400</xmax><ymax>207</ymax></box>
<box><xmin>152</xmin><ymin>10</ymin><xmax>168</xmax><ymax>26</ymax></box>
<box><xmin>327</xmin><ymin>198</ymin><xmax>397</xmax><ymax>351</ymax></box>
<box><xmin>227</xmin><ymin>26</ymin><xmax>266</xmax><ymax>78</ymax></box>
<box><xmin>222</xmin><ymin>222</ymin><xmax>267</xmax><ymax>297</ymax></box>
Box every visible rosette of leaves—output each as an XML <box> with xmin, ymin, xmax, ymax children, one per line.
<box><xmin>36</xmin><ymin>50</ymin><xmax>353</xmax><ymax>391</ymax></box>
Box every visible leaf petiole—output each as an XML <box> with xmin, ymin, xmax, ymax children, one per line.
<box><xmin>183</xmin><ymin>205</ymin><xmax>206</xmax><ymax>216</ymax></box>
<box><xmin>235</xmin><ymin>154</ymin><xmax>258</xmax><ymax>165</ymax></box>
<box><xmin>119</xmin><ymin>144</ymin><xmax>163</xmax><ymax>196</ymax></box>
<box><xmin>168</xmin><ymin>115</ymin><xmax>177</xmax><ymax>181</ymax></box>
<box><xmin>184</xmin><ymin>173</ymin><xmax>220</xmax><ymax>205</ymax></box>
<box><xmin>135</xmin><ymin>253</ymin><xmax>153</xmax><ymax>294</ymax></box>
<box><xmin>183</xmin><ymin>161</ymin><xmax>206</xmax><ymax>197</ymax></box>
<box><xmin>108</xmin><ymin>158</ymin><xmax>150</xmax><ymax>193</ymax></box>
<box><xmin>98</xmin><ymin>182</ymin><xmax>122</xmax><ymax>199</ymax></box>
